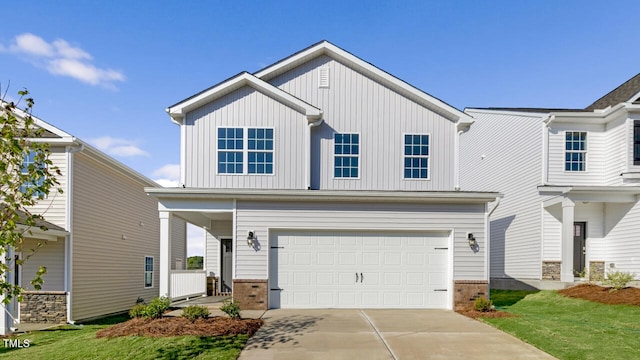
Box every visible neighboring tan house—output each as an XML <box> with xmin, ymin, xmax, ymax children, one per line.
<box><xmin>460</xmin><ymin>73</ymin><xmax>640</xmax><ymax>288</ymax></box>
<box><xmin>147</xmin><ymin>41</ymin><xmax>500</xmax><ymax>311</ymax></box>
<box><xmin>0</xmin><ymin>111</ymin><xmax>186</xmax><ymax>335</ymax></box>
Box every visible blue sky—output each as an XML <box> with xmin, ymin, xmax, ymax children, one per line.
<box><xmin>3</xmin><ymin>1</ymin><xmax>639</xmax><ymax>255</ymax></box>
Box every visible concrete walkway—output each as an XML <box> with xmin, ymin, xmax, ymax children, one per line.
<box><xmin>239</xmin><ymin>309</ymin><xmax>556</xmax><ymax>360</ymax></box>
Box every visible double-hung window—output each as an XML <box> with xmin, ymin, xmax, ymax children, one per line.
<box><xmin>404</xmin><ymin>134</ymin><xmax>429</xmax><ymax>179</ymax></box>
<box><xmin>217</xmin><ymin>127</ymin><xmax>274</xmax><ymax>174</ymax></box>
<box><xmin>634</xmin><ymin>120</ymin><xmax>640</xmax><ymax>166</ymax></box>
<box><xmin>20</xmin><ymin>150</ymin><xmax>45</xmax><ymax>197</ymax></box>
<box><xmin>144</xmin><ymin>256</ymin><xmax>154</xmax><ymax>288</ymax></box>
<box><xmin>565</xmin><ymin>131</ymin><xmax>587</xmax><ymax>172</ymax></box>
<box><xmin>334</xmin><ymin>133</ymin><xmax>359</xmax><ymax>178</ymax></box>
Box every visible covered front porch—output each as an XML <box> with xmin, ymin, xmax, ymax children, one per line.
<box><xmin>156</xmin><ymin>196</ymin><xmax>235</xmax><ymax>302</ymax></box>
<box><xmin>540</xmin><ymin>185</ymin><xmax>640</xmax><ymax>282</ymax></box>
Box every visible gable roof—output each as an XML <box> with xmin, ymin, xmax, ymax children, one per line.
<box><xmin>253</xmin><ymin>40</ymin><xmax>473</xmax><ymax>126</ymax></box>
<box><xmin>166</xmin><ymin>72</ymin><xmax>322</xmax><ymax>124</ymax></box>
<box><xmin>585</xmin><ymin>72</ymin><xmax>640</xmax><ymax>111</ymax></box>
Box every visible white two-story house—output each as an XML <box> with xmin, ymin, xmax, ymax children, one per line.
<box><xmin>147</xmin><ymin>41</ymin><xmax>500</xmax><ymax>311</ymax></box>
<box><xmin>460</xmin><ymin>73</ymin><xmax>640</xmax><ymax>287</ymax></box>
<box><xmin>1</xmin><ymin>110</ymin><xmax>186</xmax><ymax>335</ymax></box>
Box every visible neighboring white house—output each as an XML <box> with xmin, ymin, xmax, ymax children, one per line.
<box><xmin>147</xmin><ymin>41</ymin><xmax>500</xmax><ymax>311</ymax></box>
<box><xmin>1</xmin><ymin>111</ymin><xmax>187</xmax><ymax>335</ymax></box>
<box><xmin>460</xmin><ymin>73</ymin><xmax>640</xmax><ymax>288</ymax></box>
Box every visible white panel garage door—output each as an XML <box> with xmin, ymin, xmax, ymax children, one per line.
<box><xmin>269</xmin><ymin>231</ymin><xmax>450</xmax><ymax>309</ymax></box>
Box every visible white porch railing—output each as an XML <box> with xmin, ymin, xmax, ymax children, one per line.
<box><xmin>170</xmin><ymin>270</ymin><xmax>206</xmax><ymax>300</ymax></box>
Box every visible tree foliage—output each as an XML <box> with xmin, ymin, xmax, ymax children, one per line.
<box><xmin>1</xmin><ymin>88</ymin><xmax>62</xmax><ymax>303</ymax></box>
<box><xmin>187</xmin><ymin>256</ymin><xmax>203</xmax><ymax>270</ymax></box>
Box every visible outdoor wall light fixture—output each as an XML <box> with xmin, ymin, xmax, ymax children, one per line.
<box><xmin>247</xmin><ymin>231</ymin><xmax>255</xmax><ymax>247</ymax></box>
<box><xmin>467</xmin><ymin>233</ymin><xmax>477</xmax><ymax>249</ymax></box>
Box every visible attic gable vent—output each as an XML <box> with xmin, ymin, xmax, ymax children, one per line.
<box><xmin>318</xmin><ymin>67</ymin><xmax>329</xmax><ymax>88</ymax></box>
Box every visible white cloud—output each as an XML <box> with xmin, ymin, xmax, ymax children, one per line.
<box><xmin>187</xmin><ymin>224</ymin><xmax>204</xmax><ymax>257</ymax></box>
<box><xmin>1</xmin><ymin>33</ymin><xmax>125</xmax><ymax>89</ymax></box>
<box><xmin>88</xmin><ymin>136</ymin><xmax>150</xmax><ymax>157</ymax></box>
<box><xmin>152</xmin><ymin>164</ymin><xmax>181</xmax><ymax>188</ymax></box>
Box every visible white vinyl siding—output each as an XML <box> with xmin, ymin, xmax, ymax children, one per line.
<box><xmin>171</xmin><ymin>217</ymin><xmax>187</xmax><ymax>270</ymax></box>
<box><xmin>25</xmin><ymin>146</ymin><xmax>67</xmax><ymax>229</ymax></box>
<box><xmin>605</xmin><ymin>201</ymin><xmax>640</xmax><ymax>275</ymax></box>
<box><xmin>234</xmin><ymin>200</ymin><xmax>486</xmax><ymax>281</ymax></box>
<box><xmin>548</xmin><ymin>123</ymin><xmax>605</xmax><ymax>185</ymax></box>
<box><xmin>71</xmin><ymin>151</ymin><xmax>160</xmax><ymax>321</ymax></box>
<box><xmin>204</xmin><ymin>220</ymin><xmax>232</xmax><ymax>278</ymax></box>
<box><xmin>20</xmin><ymin>237</ymin><xmax>65</xmax><ymax>291</ymax></box>
<box><xmin>184</xmin><ymin>86</ymin><xmax>305</xmax><ymax>189</ymax></box>
<box><xmin>267</xmin><ymin>55</ymin><xmax>456</xmax><ymax>191</ymax></box>
<box><xmin>604</xmin><ymin>116</ymin><xmax>628</xmax><ymax>185</ymax></box>
<box><xmin>460</xmin><ymin>110</ymin><xmax>545</xmax><ymax>279</ymax></box>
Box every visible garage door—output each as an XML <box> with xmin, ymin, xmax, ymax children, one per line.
<box><xmin>269</xmin><ymin>231</ymin><xmax>450</xmax><ymax>309</ymax></box>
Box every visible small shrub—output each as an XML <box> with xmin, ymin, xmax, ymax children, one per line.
<box><xmin>143</xmin><ymin>296</ymin><xmax>171</xmax><ymax>319</ymax></box>
<box><xmin>220</xmin><ymin>299</ymin><xmax>241</xmax><ymax>319</ymax></box>
<box><xmin>182</xmin><ymin>305</ymin><xmax>210</xmax><ymax>322</ymax></box>
<box><xmin>129</xmin><ymin>304</ymin><xmax>147</xmax><ymax>318</ymax></box>
<box><xmin>474</xmin><ymin>297</ymin><xmax>493</xmax><ymax>312</ymax></box>
<box><xmin>604</xmin><ymin>270</ymin><xmax>635</xmax><ymax>291</ymax></box>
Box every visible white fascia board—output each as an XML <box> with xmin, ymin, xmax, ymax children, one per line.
<box><xmin>166</xmin><ymin>72</ymin><xmax>322</xmax><ymax>123</ymax></box>
<box><xmin>146</xmin><ymin>187</ymin><xmax>500</xmax><ymax>204</ymax></box>
<box><xmin>465</xmin><ymin>108</ymin><xmax>550</xmax><ymax>118</ymax></box>
<box><xmin>545</xmin><ymin>104</ymin><xmax>627</xmax><ymax>125</ymax></box>
<box><xmin>5</xmin><ymin>104</ymin><xmax>75</xmax><ymax>141</ymax></box>
<box><xmin>255</xmin><ymin>41</ymin><xmax>470</xmax><ymax>123</ymax></box>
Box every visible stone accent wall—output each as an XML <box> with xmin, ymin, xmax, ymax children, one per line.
<box><xmin>20</xmin><ymin>291</ymin><xmax>67</xmax><ymax>323</ymax></box>
<box><xmin>542</xmin><ymin>261</ymin><xmax>561</xmax><ymax>280</ymax></box>
<box><xmin>233</xmin><ymin>279</ymin><xmax>267</xmax><ymax>310</ymax></box>
<box><xmin>453</xmin><ymin>280</ymin><xmax>488</xmax><ymax>310</ymax></box>
<box><xmin>589</xmin><ymin>261</ymin><xmax>605</xmax><ymax>281</ymax></box>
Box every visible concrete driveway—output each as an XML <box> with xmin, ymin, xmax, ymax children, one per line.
<box><xmin>239</xmin><ymin>309</ymin><xmax>556</xmax><ymax>360</ymax></box>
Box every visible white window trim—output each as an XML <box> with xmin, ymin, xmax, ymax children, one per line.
<box><xmin>563</xmin><ymin>130</ymin><xmax>588</xmax><ymax>173</ymax></box>
<box><xmin>332</xmin><ymin>132</ymin><xmax>361</xmax><ymax>180</ymax></box>
<box><xmin>215</xmin><ymin>126</ymin><xmax>276</xmax><ymax>176</ymax></box>
<box><xmin>144</xmin><ymin>255</ymin><xmax>154</xmax><ymax>289</ymax></box>
<box><xmin>402</xmin><ymin>132</ymin><xmax>431</xmax><ymax>181</ymax></box>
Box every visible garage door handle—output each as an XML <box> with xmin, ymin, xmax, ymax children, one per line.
<box><xmin>355</xmin><ymin>273</ymin><xmax>359</xmax><ymax>283</ymax></box>
<box><xmin>360</xmin><ymin>273</ymin><xmax>363</xmax><ymax>283</ymax></box>
<box><xmin>434</xmin><ymin>289</ymin><xmax>448</xmax><ymax>292</ymax></box>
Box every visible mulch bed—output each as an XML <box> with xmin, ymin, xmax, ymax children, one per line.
<box><xmin>558</xmin><ymin>283</ymin><xmax>640</xmax><ymax>306</ymax></box>
<box><xmin>96</xmin><ymin>317</ymin><xmax>263</xmax><ymax>338</ymax></box>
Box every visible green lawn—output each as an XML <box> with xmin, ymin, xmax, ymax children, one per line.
<box><xmin>0</xmin><ymin>315</ymin><xmax>247</xmax><ymax>360</ymax></box>
<box><xmin>485</xmin><ymin>290</ymin><xmax>640</xmax><ymax>360</ymax></box>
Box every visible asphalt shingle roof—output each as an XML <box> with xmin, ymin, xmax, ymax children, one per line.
<box><xmin>585</xmin><ymin>73</ymin><xmax>640</xmax><ymax>110</ymax></box>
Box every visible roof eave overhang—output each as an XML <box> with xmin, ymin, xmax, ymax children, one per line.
<box><xmin>539</xmin><ymin>185</ymin><xmax>640</xmax><ymax>205</ymax></box>
<box><xmin>166</xmin><ymin>72</ymin><xmax>322</xmax><ymax>125</ymax></box>
<box><xmin>146</xmin><ymin>188</ymin><xmax>500</xmax><ymax>204</ymax></box>
<box><xmin>545</xmin><ymin>103</ymin><xmax>640</xmax><ymax>125</ymax></box>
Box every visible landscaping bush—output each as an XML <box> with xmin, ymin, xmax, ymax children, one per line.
<box><xmin>220</xmin><ymin>299</ymin><xmax>241</xmax><ymax>319</ymax></box>
<box><xmin>474</xmin><ymin>297</ymin><xmax>493</xmax><ymax>312</ymax></box>
<box><xmin>129</xmin><ymin>304</ymin><xmax>147</xmax><ymax>318</ymax></box>
<box><xmin>182</xmin><ymin>305</ymin><xmax>210</xmax><ymax>322</ymax></box>
<box><xmin>143</xmin><ymin>296</ymin><xmax>171</xmax><ymax>319</ymax></box>
<box><xmin>604</xmin><ymin>270</ymin><xmax>635</xmax><ymax>291</ymax></box>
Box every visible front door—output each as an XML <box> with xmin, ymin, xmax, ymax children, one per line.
<box><xmin>221</xmin><ymin>239</ymin><xmax>233</xmax><ymax>293</ymax></box>
<box><xmin>573</xmin><ymin>222</ymin><xmax>586</xmax><ymax>275</ymax></box>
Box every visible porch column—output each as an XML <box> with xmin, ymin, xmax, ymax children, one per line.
<box><xmin>561</xmin><ymin>198</ymin><xmax>575</xmax><ymax>282</ymax></box>
<box><xmin>159</xmin><ymin>211</ymin><xmax>173</xmax><ymax>298</ymax></box>
<box><xmin>0</xmin><ymin>247</ymin><xmax>14</xmax><ymax>335</ymax></box>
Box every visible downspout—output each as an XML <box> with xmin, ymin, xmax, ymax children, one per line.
<box><xmin>455</xmin><ymin>130</ymin><xmax>463</xmax><ymax>190</ymax></box>
<box><xmin>542</xmin><ymin>115</ymin><xmax>553</xmax><ymax>185</ymax></box>
<box><xmin>306</xmin><ymin>114</ymin><xmax>324</xmax><ymax>190</ymax></box>
<box><xmin>65</xmin><ymin>141</ymin><xmax>83</xmax><ymax>325</ymax></box>
<box><xmin>485</xmin><ymin>196</ymin><xmax>502</xmax><ymax>289</ymax></box>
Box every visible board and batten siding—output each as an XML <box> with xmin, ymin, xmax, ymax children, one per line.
<box><xmin>547</xmin><ymin>123</ymin><xmax>605</xmax><ymax>185</ymax></box>
<box><xmin>267</xmin><ymin>55</ymin><xmax>456</xmax><ymax>191</ymax></box>
<box><xmin>20</xmin><ymin>237</ymin><xmax>65</xmax><ymax>291</ymax></box>
<box><xmin>234</xmin><ymin>201</ymin><xmax>486</xmax><ymax>281</ymax></box>
<box><xmin>183</xmin><ymin>86</ymin><xmax>307</xmax><ymax>189</ymax></box>
<box><xmin>27</xmin><ymin>146</ymin><xmax>68</xmax><ymax>229</ymax></box>
<box><xmin>70</xmin><ymin>151</ymin><xmax>160</xmax><ymax>321</ymax></box>
<box><xmin>460</xmin><ymin>110</ymin><xmax>543</xmax><ymax>279</ymax></box>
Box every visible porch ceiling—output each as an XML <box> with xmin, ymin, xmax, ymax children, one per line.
<box><xmin>174</xmin><ymin>211</ymin><xmax>231</xmax><ymax>227</ymax></box>
<box><xmin>540</xmin><ymin>185</ymin><xmax>640</xmax><ymax>207</ymax></box>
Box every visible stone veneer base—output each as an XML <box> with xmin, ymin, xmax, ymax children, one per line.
<box><xmin>20</xmin><ymin>291</ymin><xmax>67</xmax><ymax>323</ymax></box>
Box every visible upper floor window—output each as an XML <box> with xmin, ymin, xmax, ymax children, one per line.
<box><xmin>334</xmin><ymin>133</ymin><xmax>359</xmax><ymax>178</ymax></box>
<box><xmin>404</xmin><ymin>134</ymin><xmax>429</xmax><ymax>179</ymax></box>
<box><xmin>565</xmin><ymin>131</ymin><xmax>587</xmax><ymax>172</ymax></box>
<box><xmin>217</xmin><ymin>127</ymin><xmax>274</xmax><ymax>174</ymax></box>
<box><xmin>634</xmin><ymin>120</ymin><xmax>640</xmax><ymax>166</ymax></box>
<box><xmin>20</xmin><ymin>150</ymin><xmax>45</xmax><ymax>197</ymax></box>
